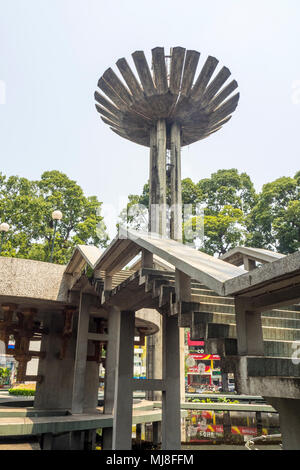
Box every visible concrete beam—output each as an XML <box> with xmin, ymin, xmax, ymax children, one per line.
<box><xmin>132</xmin><ymin>379</ymin><xmax>165</xmax><ymax>391</ymax></box>
<box><xmin>87</xmin><ymin>332</ymin><xmax>109</xmax><ymax>342</ymax></box>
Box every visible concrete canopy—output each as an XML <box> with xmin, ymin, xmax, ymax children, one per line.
<box><xmin>220</xmin><ymin>246</ymin><xmax>285</xmax><ymax>267</ymax></box>
<box><xmin>95</xmin><ymin>47</ymin><xmax>240</xmax><ymax>149</ymax></box>
<box><xmin>94</xmin><ymin>228</ymin><xmax>246</xmax><ymax>295</ymax></box>
<box><xmin>223</xmin><ymin>250</ymin><xmax>300</xmax><ymax>310</ymax></box>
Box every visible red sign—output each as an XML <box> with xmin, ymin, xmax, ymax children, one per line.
<box><xmin>188</xmin><ymin>365</ymin><xmax>211</xmax><ymax>374</ymax></box>
<box><xmin>189</xmin><ymin>425</ymin><xmax>258</xmax><ymax>441</ymax></box>
<box><xmin>189</xmin><ymin>353</ymin><xmax>220</xmax><ymax>360</ymax></box>
<box><xmin>187</xmin><ymin>332</ymin><xmax>204</xmax><ymax>346</ymax></box>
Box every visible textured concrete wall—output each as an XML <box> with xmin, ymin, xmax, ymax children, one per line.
<box><xmin>0</xmin><ymin>257</ymin><xmax>70</xmax><ymax>302</ymax></box>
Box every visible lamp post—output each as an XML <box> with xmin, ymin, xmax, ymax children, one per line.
<box><xmin>0</xmin><ymin>222</ymin><xmax>10</xmax><ymax>256</ymax></box>
<box><xmin>50</xmin><ymin>210</ymin><xmax>62</xmax><ymax>263</ymax></box>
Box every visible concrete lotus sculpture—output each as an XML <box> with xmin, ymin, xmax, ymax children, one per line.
<box><xmin>94</xmin><ymin>46</ymin><xmax>239</xmax><ymax>148</ymax></box>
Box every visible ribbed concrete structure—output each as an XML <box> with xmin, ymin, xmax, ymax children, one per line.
<box><xmin>95</xmin><ymin>47</ymin><xmax>239</xmax><ymax>148</ymax></box>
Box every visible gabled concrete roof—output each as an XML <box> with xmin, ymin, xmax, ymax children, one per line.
<box><xmin>220</xmin><ymin>246</ymin><xmax>285</xmax><ymax>266</ymax></box>
<box><xmin>65</xmin><ymin>245</ymin><xmax>103</xmax><ymax>275</ymax></box>
<box><xmin>224</xmin><ymin>250</ymin><xmax>300</xmax><ymax>298</ymax></box>
<box><xmin>94</xmin><ymin>228</ymin><xmax>246</xmax><ymax>295</ymax></box>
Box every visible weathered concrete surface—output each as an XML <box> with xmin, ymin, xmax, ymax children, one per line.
<box><xmin>95</xmin><ymin>228</ymin><xmax>246</xmax><ymax>295</ymax></box>
<box><xmin>71</xmin><ymin>294</ymin><xmax>94</xmax><ymax>414</ymax></box>
<box><xmin>34</xmin><ymin>312</ymin><xmax>76</xmax><ymax>410</ymax></box>
<box><xmin>65</xmin><ymin>245</ymin><xmax>103</xmax><ymax>274</ymax></box>
<box><xmin>0</xmin><ymin>257</ymin><xmax>69</xmax><ymax>304</ymax></box>
<box><xmin>224</xmin><ymin>250</ymin><xmax>300</xmax><ymax>297</ymax></box>
<box><xmin>233</xmin><ymin>356</ymin><xmax>300</xmax><ymax>399</ymax></box>
<box><xmin>95</xmin><ymin>47</ymin><xmax>240</xmax><ymax>148</ymax></box>
<box><xmin>112</xmin><ymin>310</ymin><xmax>135</xmax><ymax>450</ymax></box>
<box><xmin>267</xmin><ymin>397</ymin><xmax>300</xmax><ymax>450</ymax></box>
<box><xmin>0</xmin><ymin>412</ymin><xmax>113</xmax><ymax>436</ymax></box>
<box><xmin>0</xmin><ymin>401</ymin><xmax>188</xmax><ymax>440</ymax></box>
<box><xmin>220</xmin><ymin>246</ymin><xmax>285</xmax><ymax>266</ymax></box>
<box><xmin>161</xmin><ymin>314</ymin><xmax>181</xmax><ymax>450</ymax></box>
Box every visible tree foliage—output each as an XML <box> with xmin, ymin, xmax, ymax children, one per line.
<box><xmin>196</xmin><ymin>169</ymin><xmax>257</xmax><ymax>215</ymax></box>
<box><xmin>120</xmin><ymin>169</ymin><xmax>256</xmax><ymax>255</ymax></box>
<box><xmin>185</xmin><ymin>205</ymin><xmax>246</xmax><ymax>256</ymax></box>
<box><xmin>0</xmin><ymin>170</ymin><xmax>109</xmax><ymax>264</ymax></box>
<box><xmin>246</xmin><ymin>174</ymin><xmax>300</xmax><ymax>253</ymax></box>
<box><xmin>120</xmin><ymin>168</ymin><xmax>300</xmax><ymax>256</ymax></box>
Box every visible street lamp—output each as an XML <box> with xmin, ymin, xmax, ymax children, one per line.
<box><xmin>0</xmin><ymin>222</ymin><xmax>10</xmax><ymax>256</ymax></box>
<box><xmin>50</xmin><ymin>210</ymin><xmax>62</xmax><ymax>263</ymax></box>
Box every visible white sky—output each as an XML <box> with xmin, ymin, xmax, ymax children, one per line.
<box><xmin>0</xmin><ymin>0</ymin><xmax>299</xmax><ymax>239</ymax></box>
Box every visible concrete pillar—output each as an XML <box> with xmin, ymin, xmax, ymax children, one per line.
<box><xmin>161</xmin><ymin>313</ymin><xmax>181</xmax><ymax>450</ymax></box>
<box><xmin>83</xmin><ymin>429</ymin><xmax>97</xmax><ymax>450</ymax></box>
<box><xmin>170</xmin><ymin>122</ymin><xmax>182</xmax><ymax>242</ymax></box>
<box><xmin>221</xmin><ymin>371</ymin><xmax>229</xmax><ymax>392</ymax></box>
<box><xmin>102</xmin><ymin>306</ymin><xmax>121</xmax><ymax>450</ymax></box>
<box><xmin>175</xmin><ymin>269</ymin><xmax>191</xmax><ymax>403</ymax></box>
<box><xmin>70</xmin><ymin>430</ymin><xmax>84</xmax><ymax>450</ymax></box>
<box><xmin>41</xmin><ymin>432</ymin><xmax>72</xmax><ymax>450</ymax></box>
<box><xmin>243</xmin><ymin>256</ymin><xmax>256</xmax><ymax>271</ymax></box>
<box><xmin>40</xmin><ymin>433</ymin><xmax>53</xmax><ymax>450</ymax></box>
<box><xmin>149</xmin><ymin>121</ymin><xmax>167</xmax><ymax>236</ymax></box>
<box><xmin>141</xmin><ymin>249</ymin><xmax>153</xmax><ymax>268</ymax></box>
<box><xmin>112</xmin><ymin>310</ymin><xmax>135</xmax><ymax>450</ymax></box>
<box><xmin>34</xmin><ymin>311</ymin><xmax>76</xmax><ymax>410</ymax></box>
<box><xmin>135</xmin><ymin>423</ymin><xmax>142</xmax><ymax>448</ymax></box>
<box><xmin>179</xmin><ymin>328</ymin><xmax>185</xmax><ymax>403</ymax></box>
<box><xmin>223</xmin><ymin>411</ymin><xmax>231</xmax><ymax>443</ymax></box>
<box><xmin>267</xmin><ymin>397</ymin><xmax>300</xmax><ymax>449</ymax></box>
<box><xmin>235</xmin><ymin>298</ymin><xmax>264</xmax><ymax>356</ymax></box>
<box><xmin>153</xmin><ymin>421</ymin><xmax>161</xmax><ymax>446</ymax></box>
<box><xmin>256</xmin><ymin>411</ymin><xmax>262</xmax><ymax>436</ymax></box>
<box><xmin>83</xmin><ymin>348</ymin><xmax>99</xmax><ymax>413</ymax></box>
<box><xmin>72</xmin><ymin>293</ymin><xmax>94</xmax><ymax>414</ymax></box>
<box><xmin>146</xmin><ymin>312</ymin><xmax>163</xmax><ymax>401</ymax></box>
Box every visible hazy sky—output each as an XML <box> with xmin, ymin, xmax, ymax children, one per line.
<box><xmin>0</xmin><ymin>0</ymin><xmax>300</xmax><ymax>238</ymax></box>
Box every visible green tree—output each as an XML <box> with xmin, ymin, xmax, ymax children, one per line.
<box><xmin>197</xmin><ymin>169</ymin><xmax>257</xmax><ymax>215</ymax></box>
<box><xmin>194</xmin><ymin>169</ymin><xmax>256</xmax><ymax>254</ymax></box>
<box><xmin>120</xmin><ymin>169</ymin><xmax>257</xmax><ymax>256</ymax></box>
<box><xmin>184</xmin><ymin>205</ymin><xmax>246</xmax><ymax>256</ymax></box>
<box><xmin>246</xmin><ymin>173</ymin><xmax>300</xmax><ymax>253</ymax></box>
<box><xmin>0</xmin><ymin>367</ymin><xmax>11</xmax><ymax>385</ymax></box>
<box><xmin>0</xmin><ymin>170</ymin><xmax>109</xmax><ymax>264</ymax></box>
<box><xmin>118</xmin><ymin>183</ymin><xmax>150</xmax><ymax>231</ymax></box>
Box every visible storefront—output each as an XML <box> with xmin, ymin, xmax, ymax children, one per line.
<box><xmin>185</xmin><ymin>334</ymin><xmax>221</xmax><ymax>391</ymax></box>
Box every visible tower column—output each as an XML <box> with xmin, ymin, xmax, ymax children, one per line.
<box><xmin>102</xmin><ymin>306</ymin><xmax>121</xmax><ymax>449</ymax></box>
<box><xmin>161</xmin><ymin>313</ymin><xmax>181</xmax><ymax>449</ymax></box>
<box><xmin>149</xmin><ymin>120</ymin><xmax>167</xmax><ymax>236</ymax></box>
<box><xmin>71</xmin><ymin>293</ymin><xmax>94</xmax><ymax>414</ymax></box>
<box><xmin>170</xmin><ymin>122</ymin><xmax>182</xmax><ymax>242</ymax></box>
<box><xmin>170</xmin><ymin>121</ymin><xmax>186</xmax><ymax>408</ymax></box>
<box><xmin>112</xmin><ymin>310</ymin><xmax>135</xmax><ymax>450</ymax></box>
